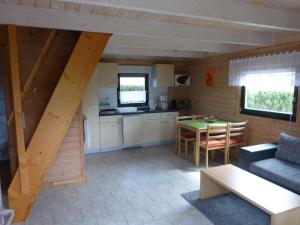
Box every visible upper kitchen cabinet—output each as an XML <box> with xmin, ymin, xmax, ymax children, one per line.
<box><xmin>151</xmin><ymin>64</ymin><xmax>175</xmax><ymax>87</ymax></box>
<box><xmin>82</xmin><ymin>68</ymin><xmax>99</xmax><ymax>110</ymax></box>
<box><xmin>97</xmin><ymin>62</ymin><xmax>118</xmax><ymax>88</ymax></box>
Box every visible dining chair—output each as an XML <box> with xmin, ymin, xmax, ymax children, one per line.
<box><xmin>192</xmin><ymin>115</ymin><xmax>204</xmax><ymax>120</ymax></box>
<box><xmin>176</xmin><ymin>115</ymin><xmax>196</xmax><ymax>157</ymax></box>
<box><xmin>226</xmin><ymin>121</ymin><xmax>248</xmax><ymax>163</ymax></box>
<box><xmin>199</xmin><ymin>124</ymin><xmax>229</xmax><ymax>168</ymax></box>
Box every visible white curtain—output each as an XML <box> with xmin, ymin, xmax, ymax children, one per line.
<box><xmin>120</xmin><ymin>91</ymin><xmax>146</xmax><ymax>104</ymax></box>
<box><xmin>229</xmin><ymin>51</ymin><xmax>300</xmax><ymax>87</ymax></box>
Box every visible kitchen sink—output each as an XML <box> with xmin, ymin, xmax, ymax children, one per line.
<box><xmin>117</xmin><ymin>107</ymin><xmax>138</xmax><ymax>113</ymax></box>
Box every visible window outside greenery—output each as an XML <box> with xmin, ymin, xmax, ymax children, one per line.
<box><xmin>120</xmin><ymin>85</ymin><xmax>144</xmax><ymax>91</ymax></box>
<box><xmin>245</xmin><ymin>88</ymin><xmax>294</xmax><ymax>114</ymax></box>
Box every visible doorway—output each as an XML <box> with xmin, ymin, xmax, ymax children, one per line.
<box><xmin>0</xmin><ymin>65</ymin><xmax>10</xmax><ymax>192</ymax></box>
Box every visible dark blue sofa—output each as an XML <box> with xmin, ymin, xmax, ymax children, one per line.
<box><xmin>241</xmin><ymin>133</ymin><xmax>300</xmax><ymax>195</ymax></box>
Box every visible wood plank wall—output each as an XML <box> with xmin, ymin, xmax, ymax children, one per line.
<box><xmin>0</xmin><ymin>26</ymin><xmax>85</xmax><ymax>186</ymax></box>
<box><xmin>187</xmin><ymin>41</ymin><xmax>300</xmax><ymax>144</ymax></box>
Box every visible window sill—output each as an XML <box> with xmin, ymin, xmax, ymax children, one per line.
<box><xmin>240</xmin><ymin>108</ymin><xmax>296</xmax><ymax>122</ymax></box>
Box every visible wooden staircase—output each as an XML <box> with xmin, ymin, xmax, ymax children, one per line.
<box><xmin>7</xmin><ymin>27</ymin><xmax>111</xmax><ymax>222</ymax></box>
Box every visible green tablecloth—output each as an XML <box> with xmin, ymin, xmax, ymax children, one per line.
<box><xmin>180</xmin><ymin>119</ymin><xmax>228</xmax><ymax>129</ymax></box>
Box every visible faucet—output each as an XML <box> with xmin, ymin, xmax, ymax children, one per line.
<box><xmin>105</xmin><ymin>97</ymin><xmax>110</xmax><ymax>106</ymax></box>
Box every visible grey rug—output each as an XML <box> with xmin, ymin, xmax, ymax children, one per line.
<box><xmin>182</xmin><ymin>191</ymin><xmax>270</xmax><ymax>225</ymax></box>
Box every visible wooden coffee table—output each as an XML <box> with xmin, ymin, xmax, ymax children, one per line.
<box><xmin>200</xmin><ymin>164</ymin><xmax>300</xmax><ymax>225</ymax></box>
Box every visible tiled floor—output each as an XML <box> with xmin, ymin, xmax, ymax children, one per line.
<box><xmin>14</xmin><ymin>145</ymin><xmax>216</xmax><ymax>225</ymax></box>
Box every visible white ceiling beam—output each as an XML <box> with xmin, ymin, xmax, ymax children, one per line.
<box><xmin>108</xmin><ymin>34</ymin><xmax>246</xmax><ymax>53</ymax></box>
<box><xmin>104</xmin><ymin>47</ymin><xmax>206</xmax><ymax>58</ymax></box>
<box><xmin>62</xmin><ymin>0</ymin><xmax>300</xmax><ymax>32</ymax></box>
<box><xmin>0</xmin><ymin>3</ymin><xmax>274</xmax><ymax>46</ymax></box>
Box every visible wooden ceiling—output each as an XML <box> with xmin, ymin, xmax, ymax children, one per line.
<box><xmin>244</xmin><ymin>0</ymin><xmax>300</xmax><ymax>11</ymax></box>
<box><xmin>1</xmin><ymin>0</ymin><xmax>300</xmax><ymax>59</ymax></box>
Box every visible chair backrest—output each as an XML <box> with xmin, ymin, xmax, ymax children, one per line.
<box><xmin>192</xmin><ymin>115</ymin><xmax>204</xmax><ymax>120</ymax></box>
<box><xmin>205</xmin><ymin>124</ymin><xmax>229</xmax><ymax>149</ymax></box>
<box><xmin>176</xmin><ymin>115</ymin><xmax>193</xmax><ymax>123</ymax></box>
<box><xmin>228</xmin><ymin>121</ymin><xmax>248</xmax><ymax>140</ymax></box>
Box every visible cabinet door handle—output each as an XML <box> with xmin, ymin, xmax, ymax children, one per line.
<box><xmin>112</xmin><ymin>124</ymin><xmax>121</xmax><ymax>127</ymax></box>
<box><xmin>162</xmin><ymin>121</ymin><xmax>169</xmax><ymax>124</ymax></box>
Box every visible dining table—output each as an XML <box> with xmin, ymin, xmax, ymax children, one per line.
<box><xmin>177</xmin><ymin>118</ymin><xmax>229</xmax><ymax>167</ymax></box>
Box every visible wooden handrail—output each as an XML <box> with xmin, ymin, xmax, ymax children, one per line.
<box><xmin>7</xmin><ymin>25</ymin><xmax>29</xmax><ymax>195</ymax></box>
<box><xmin>7</xmin><ymin>29</ymin><xmax>57</xmax><ymax>125</ymax></box>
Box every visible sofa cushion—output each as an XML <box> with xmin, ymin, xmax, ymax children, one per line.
<box><xmin>275</xmin><ymin>133</ymin><xmax>300</xmax><ymax>166</ymax></box>
<box><xmin>250</xmin><ymin>158</ymin><xmax>300</xmax><ymax>194</ymax></box>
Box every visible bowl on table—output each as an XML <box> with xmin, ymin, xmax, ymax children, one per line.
<box><xmin>203</xmin><ymin>116</ymin><xmax>217</xmax><ymax>123</ymax></box>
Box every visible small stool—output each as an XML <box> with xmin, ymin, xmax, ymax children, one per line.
<box><xmin>239</xmin><ymin>143</ymin><xmax>278</xmax><ymax>171</ymax></box>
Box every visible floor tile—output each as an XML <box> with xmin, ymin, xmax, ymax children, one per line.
<box><xmin>147</xmin><ymin>202</ymin><xmax>177</xmax><ymax>220</ymax></box>
<box><xmin>142</xmin><ymin>217</ymin><xmax>173</xmax><ymax>225</ymax></box>
<box><xmin>123</xmin><ymin>208</ymin><xmax>153</xmax><ymax>225</ymax></box>
<box><xmin>99</xmin><ymin>214</ymin><xmax>128</xmax><ymax>225</ymax></box>
<box><xmin>7</xmin><ymin>145</ymin><xmax>221</xmax><ymax>225</ymax></box>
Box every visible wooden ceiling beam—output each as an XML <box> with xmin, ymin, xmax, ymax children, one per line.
<box><xmin>62</xmin><ymin>0</ymin><xmax>300</xmax><ymax>32</ymax></box>
<box><xmin>104</xmin><ymin>47</ymin><xmax>206</xmax><ymax>58</ymax></box>
<box><xmin>108</xmin><ymin>34</ymin><xmax>248</xmax><ymax>53</ymax></box>
<box><xmin>0</xmin><ymin>3</ymin><xmax>274</xmax><ymax>46</ymax></box>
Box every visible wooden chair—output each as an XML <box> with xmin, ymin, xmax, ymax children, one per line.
<box><xmin>226</xmin><ymin>121</ymin><xmax>248</xmax><ymax>163</ymax></box>
<box><xmin>192</xmin><ymin>115</ymin><xmax>204</xmax><ymax>120</ymax></box>
<box><xmin>199</xmin><ymin>124</ymin><xmax>229</xmax><ymax>168</ymax></box>
<box><xmin>176</xmin><ymin>115</ymin><xmax>197</xmax><ymax>157</ymax></box>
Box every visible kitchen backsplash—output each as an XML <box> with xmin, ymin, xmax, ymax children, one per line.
<box><xmin>99</xmin><ymin>88</ymin><xmax>118</xmax><ymax>109</ymax></box>
<box><xmin>99</xmin><ymin>65</ymin><xmax>167</xmax><ymax>110</ymax></box>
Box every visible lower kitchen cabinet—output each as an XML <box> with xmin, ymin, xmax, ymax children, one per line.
<box><xmin>142</xmin><ymin>120</ymin><xmax>162</xmax><ymax>145</ymax></box>
<box><xmin>84</xmin><ymin>107</ymin><xmax>100</xmax><ymax>152</ymax></box>
<box><xmin>99</xmin><ymin>116</ymin><xmax>123</xmax><ymax>151</ymax></box>
<box><xmin>142</xmin><ymin>113</ymin><xmax>162</xmax><ymax>146</ymax></box>
<box><xmin>161</xmin><ymin>112</ymin><xmax>179</xmax><ymax>142</ymax></box>
<box><xmin>85</xmin><ymin>112</ymin><xmax>179</xmax><ymax>154</ymax></box>
<box><xmin>161</xmin><ymin>117</ymin><xmax>176</xmax><ymax>141</ymax></box>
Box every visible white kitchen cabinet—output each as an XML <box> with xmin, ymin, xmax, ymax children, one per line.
<box><xmin>97</xmin><ymin>62</ymin><xmax>118</xmax><ymax>88</ymax></box>
<box><xmin>123</xmin><ymin>115</ymin><xmax>142</xmax><ymax>148</ymax></box>
<box><xmin>82</xmin><ymin>69</ymin><xmax>100</xmax><ymax>153</ymax></box>
<box><xmin>82</xmin><ymin>68</ymin><xmax>99</xmax><ymax>110</ymax></box>
<box><xmin>151</xmin><ymin>64</ymin><xmax>175</xmax><ymax>87</ymax></box>
<box><xmin>142</xmin><ymin>113</ymin><xmax>162</xmax><ymax>145</ymax></box>
<box><xmin>161</xmin><ymin>112</ymin><xmax>178</xmax><ymax>142</ymax></box>
<box><xmin>100</xmin><ymin>116</ymin><xmax>123</xmax><ymax>151</ymax></box>
<box><xmin>85</xmin><ymin>107</ymin><xmax>100</xmax><ymax>151</ymax></box>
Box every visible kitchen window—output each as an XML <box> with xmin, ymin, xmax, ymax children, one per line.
<box><xmin>117</xmin><ymin>73</ymin><xmax>149</xmax><ymax>107</ymax></box>
<box><xmin>240</xmin><ymin>71</ymin><xmax>298</xmax><ymax>121</ymax></box>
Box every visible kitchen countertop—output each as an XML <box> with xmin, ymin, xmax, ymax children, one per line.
<box><xmin>99</xmin><ymin>108</ymin><xmax>178</xmax><ymax>116</ymax></box>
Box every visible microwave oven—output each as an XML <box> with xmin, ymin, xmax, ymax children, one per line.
<box><xmin>175</xmin><ymin>74</ymin><xmax>191</xmax><ymax>86</ymax></box>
